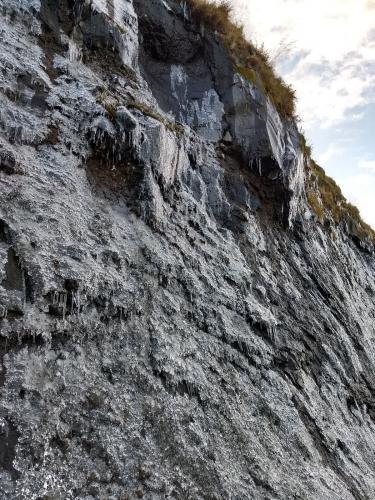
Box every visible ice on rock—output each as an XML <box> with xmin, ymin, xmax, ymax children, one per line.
<box><xmin>68</xmin><ymin>39</ymin><xmax>82</xmax><ymax>64</ymax></box>
<box><xmin>0</xmin><ymin>1</ymin><xmax>374</xmax><ymax>499</ymax></box>
<box><xmin>90</xmin><ymin>0</ymin><xmax>139</xmax><ymax>68</ymax></box>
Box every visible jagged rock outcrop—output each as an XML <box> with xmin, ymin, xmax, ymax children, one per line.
<box><xmin>0</xmin><ymin>1</ymin><xmax>375</xmax><ymax>499</ymax></box>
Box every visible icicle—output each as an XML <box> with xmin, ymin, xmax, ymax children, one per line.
<box><xmin>0</xmin><ymin>305</ymin><xmax>7</xmax><ymax>319</ymax></box>
<box><xmin>70</xmin><ymin>293</ymin><xmax>75</xmax><ymax>316</ymax></box>
<box><xmin>354</xmin><ymin>397</ymin><xmax>361</xmax><ymax>413</ymax></box>
<box><xmin>58</xmin><ymin>292</ymin><xmax>68</xmax><ymax>321</ymax></box>
<box><xmin>68</xmin><ymin>39</ymin><xmax>82</xmax><ymax>63</ymax></box>
<box><xmin>76</xmin><ymin>289</ymin><xmax>81</xmax><ymax>316</ymax></box>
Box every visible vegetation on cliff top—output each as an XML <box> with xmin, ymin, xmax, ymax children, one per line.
<box><xmin>186</xmin><ymin>0</ymin><xmax>296</xmax><ymax>118</ymax></box>
<box><xmin>186</xmin><ymin>0</ymin><xmax>373</xmax><ymax>243</ymax></box>
<box><xmin>301</xmin><ymin>137</ymin><xmax>375</xmax><ymax>243</ymax></box>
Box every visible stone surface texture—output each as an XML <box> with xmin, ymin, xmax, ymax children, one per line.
<box><xmin>0</xmin><ymin>1</ymin><xmax>375</xmax><ymax>499</ymax></box>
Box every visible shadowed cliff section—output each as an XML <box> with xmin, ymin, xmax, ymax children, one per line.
<box><xmin>134</xmin><ymin>0</ymin><xmax>304</xmax><ymax>227</ymax></box>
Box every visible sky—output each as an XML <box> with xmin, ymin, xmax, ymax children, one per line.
<box><xmin>228</xmin><ymin>0</ymin><xmax>375</xmax><ymax>228</ymax></box>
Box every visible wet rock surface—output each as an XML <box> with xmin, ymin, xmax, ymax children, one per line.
<box><xmin>0</xmin><ymin>0</ymin><xmax>374</xmax><ymax>498</ymax></box>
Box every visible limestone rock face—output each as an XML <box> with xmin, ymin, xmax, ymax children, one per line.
<box><xmin>0</xmin><ymin>1</ymin><xmax>375</xmax><ymax>499</ymax></box>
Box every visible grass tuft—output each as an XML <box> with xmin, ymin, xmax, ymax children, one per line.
<box><xmin>185</xmin><ymin>0</ymin><xmax>297</xmax><ymax>118</ymax></box>
<box><xmin>96</xmin><ymin>89</ymin><xmax>184</xmax><ymax>136</ymax></box>
<box><xmin>127</xmin><ymin>101</ymin><xmax>184</xmax><ymax>135</ymax></box>
<box><xmin>96</xmin><ymin>89</ymin><xmax>119</xmax><ymax>120</ymax></box>
<box><xmin>305</xmin><ymin>159</ymin><xmax>375</xmax><ymax>243</ymax></box>
<box><xmin>235</xmin><ymin>66</ymin><xmax>257</xmax><ymax>84</ymax></box>
<box><xmin>299</xmin><ymin>133</ymin><xmax>312</xmax><ymax>160</ymax></box>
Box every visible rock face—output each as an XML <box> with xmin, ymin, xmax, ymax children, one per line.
<box><xmin>0</xmin><ymin>1</ymin><xmax>374</xmax><ymax>498</ymax></box>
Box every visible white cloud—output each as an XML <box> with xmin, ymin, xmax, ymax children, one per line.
<box><xmin>317</xmin><ymin>144</ymin><xmax>344</xmax><ymax>165</ymax></box>
<box><xmin>358</xmin><ymin>160</ymin><xmax>375</xmax><ymax>172</ymax></box>
<box><xmin>340</xmin><ymin>174</ymin><xmax>375</xmax><ymax>228</ymax></box>
<box><xmin>229</xmin><ymin>0</ymin><xmax>375</xmax><ymax>128</ymax></box>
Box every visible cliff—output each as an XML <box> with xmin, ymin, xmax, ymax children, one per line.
<box><xmin>0</xmin><ymin>1</ymin><xmax>375</xmax><ymax>499</ymax></box>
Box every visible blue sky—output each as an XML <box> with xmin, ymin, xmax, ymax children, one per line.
<box><xmin>229</xmin><ymin>0</ymin><xmax>375</xmax><ymax>228</ymax></box>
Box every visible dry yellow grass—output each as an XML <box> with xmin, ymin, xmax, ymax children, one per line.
<box><xmin>305</xmin><ymin>159</ymin><xmax>375</xmax><ymax>243</ymax></box>
<box><xmin>186</xmin><ymin>0</ymin><xmax>296</xmax><ymax>118</ymax></box>
<box><xmin>299</xmin><ymin>132</ymin><xmax>374</xmax><ymax>242</ymax></box>
<box><xmin>185</xmin><ymin>1</ymin><xmax>373</xmax><ymax>242</ymax></box>
<box><xmin>127</xmin><ymin>101</ymin><xmax>184</xmax><ymax>135</ymax></box>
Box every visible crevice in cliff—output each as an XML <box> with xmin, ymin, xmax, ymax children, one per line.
<box><xmin>1</xmin><ymin>245</ymin><xmax>34</xmax><ymax>309</ymax></box>
<box><xmin>0</xmin><ymin>220</ymin><xmax>12</xmax><ymax>245</ymax></box>
<box><xmin>38</xmin><ymin>3</ymin><xmax>66</xmax><ymax>81</ymax></box>
<box><xmin>153</xmin><ymin>368</ymin><xmax>204</xmax><ymax>405</ymax></box>
<box><xmin>219</xmin><ymin>146</ymin><xmax>294</xmax><ymax>229</ymax></box>
<box><xmin>2</xmin><ymin>248</ymin><xmax>24</xmax><ymax>292</ymax></box>
<box><xmin>0</xmin><ymin>418</ymin><xmax>20</xmax><ymax>481</ymax></box>
<box><xmin>85</xmin><ymin>132</ymin><xmax>147</xmax><ymax>220</ymax></box>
